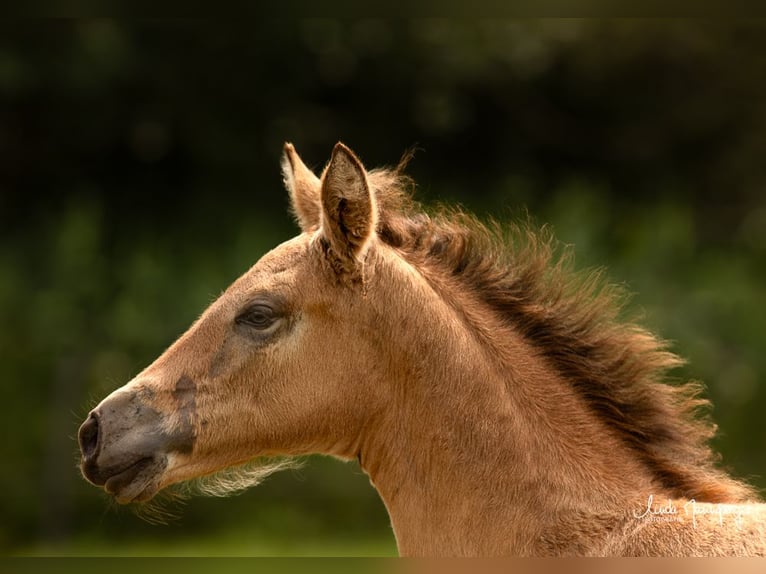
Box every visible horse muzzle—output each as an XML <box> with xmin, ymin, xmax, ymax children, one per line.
<box><xmin>78</xmin><ymin>388</ymin><xmax>192</xmax><ymax>503</ymax></box>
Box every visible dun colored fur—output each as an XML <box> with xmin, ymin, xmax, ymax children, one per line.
<box><xmin>79</xmin><ymin>142</ymin><xmax>765</xmax><ymax>556</ymax></box>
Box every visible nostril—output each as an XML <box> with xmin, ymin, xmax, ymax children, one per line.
<box><xmin>79</xmin><ymin>413</ymin><xmax>100</xmax><ymax>460</ymax></box>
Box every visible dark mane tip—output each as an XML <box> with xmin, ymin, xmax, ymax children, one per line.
<box><xmin>369</xmin><ymin>167</ymin><xmax>756</xmax><ymax>504</ymax></box>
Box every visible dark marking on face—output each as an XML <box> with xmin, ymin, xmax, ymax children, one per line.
<box><xmin>136</xmin><ymin>385</ymin><xmax>156</xmax><ymax>402</ymax></box>
<box><xmin>173</xmin><ymin>375</ymin><xmax>196</xmax><ymax>397</ymax></box>
<box><xmin>170</xmin><ymin>375</ymin><xmax>197</xmax><ymax>454</ymax></box>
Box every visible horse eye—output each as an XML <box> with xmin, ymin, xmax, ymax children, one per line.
<box><xmin>236</xmin><ymin>305</ymin><xmax>278</xmax><ymax>330</ymax></box>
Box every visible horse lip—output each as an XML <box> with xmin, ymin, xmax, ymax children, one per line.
<box><xmin>80</xmin><ymin>458</ymin><xmax>107</xmax><ymax>487</ymax></box>
<box><xmin>103</xmin><ymin>457</ymin><xmax>156</xmax><ymax>501</ymax></box>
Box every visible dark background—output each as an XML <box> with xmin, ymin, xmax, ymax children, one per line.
<box><xmin>1</xmin><ymin>19</ymin><xmax>765</xmax><ymax>555</ymax></box>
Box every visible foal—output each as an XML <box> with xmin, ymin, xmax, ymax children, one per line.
<box><xmin>79</xmin><ymin>142</ymin><xmax>765</xmax><ymax>555</ymax></box>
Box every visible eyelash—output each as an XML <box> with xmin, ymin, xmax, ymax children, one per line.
<box><xmin>236</xmin><ymin>305</ymin><xmax>277</xmax><ymax>330</ymax></box>
<box><xmin>235</xmin><ymin>300</ymin><xmax>290</xmax><ymax>341</ymax></box>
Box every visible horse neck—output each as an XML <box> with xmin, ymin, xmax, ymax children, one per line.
<box><xmin>358</xmin><ymin>257</ymin><xmax>659</xmax><ymax>555</ymax></box>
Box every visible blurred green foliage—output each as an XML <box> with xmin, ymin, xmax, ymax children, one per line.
<box><xmin>1</xmin><ymin>20</ymin><xmax>765</xmax><ymax>555</ymax></box>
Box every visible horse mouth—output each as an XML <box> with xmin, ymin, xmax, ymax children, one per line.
<box><xmin>84</xmin><ymin>456</ymin><xmax>166</xmax><ymax>504</ymax></box>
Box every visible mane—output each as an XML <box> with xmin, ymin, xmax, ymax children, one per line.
<box><xmin>367</xmin><ymin>164</ymin><xmax>755</xmax><ymax>504</ymax></box>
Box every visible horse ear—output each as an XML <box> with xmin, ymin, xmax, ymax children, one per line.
<box><xmin>320</xmin><ymin>142</ymin><xmax>378</xmax><ymax>264</ymax></box>
<box><xmin>282</xmin><ymin>142</ymin><xmax>322</xmax><ymax>232</ymax></box>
